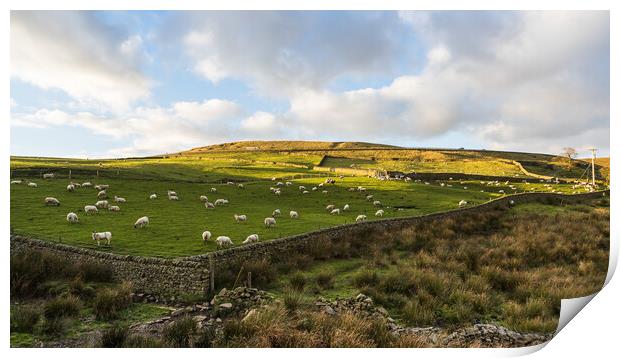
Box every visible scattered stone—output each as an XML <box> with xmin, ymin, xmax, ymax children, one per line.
<box><xmin>219</xmin><ymin>303</ymin><xmax>233</xmax><ymax>309</ymax></box>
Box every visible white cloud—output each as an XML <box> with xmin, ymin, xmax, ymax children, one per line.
<box><xmin>11</xmin><ymin>11</ymin><xmax>151</xmax><ymax>112</ymax></box>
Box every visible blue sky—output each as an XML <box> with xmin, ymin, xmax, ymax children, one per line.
<box><xmin>10</xmin><ymin>11</ymin><xmax>610</xmax><ymax>158</ymax></box>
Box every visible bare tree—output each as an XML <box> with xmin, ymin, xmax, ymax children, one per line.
<box><xmin>561</xmin><ymin>147</ymin><xmax>578</xmax><ymax>168</ymax></box>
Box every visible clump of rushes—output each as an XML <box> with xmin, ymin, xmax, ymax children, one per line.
<box><xmin>315</xmin><ymin>270</ymin><xmax>335</xmax><ymax>290</ymax></box>
<box><xmin>92</xmin><ymin>282</ymin><xmax>133</xmax><ymax>320</ymax></box>
<box><xmin>289</xmin><ymin>272</ymin><xmax>307</xmax><ymax>291</ymax></box>
<box><xmin>10</xmin><ymin>305</ymin><xmax>41</xmax><ymax>333</ymax></box>
<box><xmin>163</xmin><ymin>316</ymin><xmax>197</xmax><ymax>347</ymax></box>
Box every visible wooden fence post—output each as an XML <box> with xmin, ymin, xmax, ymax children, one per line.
<box><xmin>247</xmin><ymin>272</ymin><xmax>252</xmax><ymax>288</ymax></box>
<box><xmin>69</xmin><ymin>169</ymin><xmax>72</xmax><ymax>179</ymax></box>
<box><xmin>96</xmin><ymin>170</ymin><xmax>99</xmax><ymax>178</ymax></box>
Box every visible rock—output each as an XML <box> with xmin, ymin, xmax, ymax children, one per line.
<box><xmin>355</xmin><ymin>293</ymin><xmax>367</xmax><ymax>301</ymax></box>
<box><xmin>378</xmin><ymin>307</ymin><xmax>389</xmax><ymax>316</ymax></box>
<box><xmin>219</xmin><ymin>302</ymin><xmax>233</xmax><ymax>309</ymax></box>
<box><xmin>323</xmin><ymin>306</ymin><xmax>336</xmax><ymax>315</ymax></box>
<box><xmin>218</xmin><ymin>288</ymin><xmax>228</xmax><ymax>296</ymax></box>
<box><xmin>242</xmin><ymin>309</ymin><xmax>257</xmax><ymax>322</ymax></box>
<box><xmin>193</xmin><ymin>315</ymin><xmax>207</xmax><ymax>322</ymax></box>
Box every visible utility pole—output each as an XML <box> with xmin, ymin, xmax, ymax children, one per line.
<box><xmin>587</xmin><ymin>148</ymin><xmax>597</xmax><ymax>186</ymax></box>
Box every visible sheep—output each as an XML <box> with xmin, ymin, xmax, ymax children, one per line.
<box><xmin>312</xmin><ymin>187</ymin><xmax>318</xmax><ymax>191</ymax></box>
<box><xmin>198</xmin><ymin>195</ymin><xmax>209</xmax><ymax>203</ymax></box>
<box><xmin>276</xmin><ymin>182</ymin><xmax>284</xmax><ymax>187</ymax></box>
<box><xmin>375</xmin><ymin>209</ymin><xmax>384</xmax><ymax>217</ymax></box>
<box><xmin>234</xmin><ymin>214</ymin><xmax>247</xmax><ymax>223</ymax></box>
<box><xmin>70</xmin><ymin>182</ymin><xmax>81</xmax><ymax>188</ymax></box>
<box><xmin>92</xmin><ymin>231</ymin><xmax>112</xmax><ymax>246</ymax></box>
<box><xmin>43</xmin><ymin>173</ymin><xmax>55</xmax><ymax>179</ymax></box>
<box><xmin>302</xmin><ymin>191</ymin><xmax>309</xmax><ymax>194</ymax></box>
<box><xmin>114</xmin><ymin>196</ymin><xmax>126</xmax><ymax>203</ymax></box>
<box><xmin>226</xmin><ymin>181</ymin><xmax>235</xmax><ymax>186</ymax></box>
<box><xmin>95</xmin><ymin>200</ymin><xmax>109</xmax><ymax>209</ymax></box>
<box><xmin>373</xmin><ymin>200</ymin><xmax>382</xmax><ymax>207</ymax></box>
<box><xmin>66</xmin><ymin>184</ymin><xmax>75</xmax><ymax>192</ymax></box>
<box><xmin>238</xmin><ymin>183</ymin><xmax>244</xmax><ymax>189</ymax></box>
<box><xmin>366</xmin><ymin>195</ymin><xmax>374</xmax><ymax>201</ymax></box>
<box><xmin>264</xmin><ymin>217</ymin><xmax>277</xmax><ymax>227</ymax></box>
<box><xmin>322</xmin><ymin>190</ymin><xmax>328</xmax><ymax>194</ymax></box>
<box><xmin>211</xmin><ymin>187</ymin><xmax>217</xmax><ymax>193</ymax></box>
<box><xmin>290</xmin><ymin>211</ymin><xmax>299</xmax><ymax>219</ymax></box>
<box><xmin>274</xmin><ymin>190</ymin><xmax>281</xmax><ymax>196</ymax></box>
<box><xmin>463</xmin><ymin>186</ymin><xmax>468</xmax><ymax>190</ymax></box>
<box><xmin>458</xmin><ymin>200</ymin><xmax>468</xmax><ymax>208</ymax></box>
<box><xmin>82</xmin><ymin>182</ymin><xmax>92</xmax><ymax>187</ymax></box>
<box><xmin>84</xmin><ymin>205</ymin><xmax>98</xmax><ymax>214</ymax></box>
<box><xmin>355</xmin><ymin>215</ymin><xmax>367</xmax><ymax>222</ymax></box>
<box><xmin>205</xmin><ymin>202</ymin><xmax>215</xmax><ymax>209</ymax></box>
<box><xmin>243</xmin><ymin>234</ymin><xmax>259</xmax><ymax>244</ymax></box>
<box><xmin>169</xmin><ymin>195</ymin><xmax>179</xmax><ymax>201</ymax></box>
<box><xmin>167</xmin><ymin>190</ymin><xmax>177</xmax><ymax>197</ymax></box>
<box><xmin>299</xmin><ymin>186</ymin><xmax>306</xmax><ymax>191</ymax></box>
<box><xmin>134</xmin><ymin>216</ymin><xmax>149</xmax><ymax>229</ymax></box>
<box><xmin>66</xmin><ymin>212</ymin><xmax>79</xmax><ymax>223</ymax></box>
<box><xmin>509</xmin><ymin>200</ymin><xmax>515</xmax><ymax>206</ymax></box>
<box><xmin>202</xmin><ymin>230</ymin><xmax>212</xmax><ymax>243</ymax></box>
<box><xmin>44</xmin><ymin>197</ymin><xmax>60</xmax><ymax>206</ymax></box>
<box><xmin>330</xmin><ymin>208</ymin><xmax>341</xmax><ymax>215</ymax></box>
<box><xmin>343</xmin><ymin>204</ymin><xmax>350</xmax><ymax>211</ymax></box>
<box><xmin>285</xmin><ymin>181</ymin><xmax>292</xmax><ymax>186</ymax></box>
<box><xmin>318</xmin><ymin>183</ymin><xmax>324</xmax><ymax>188</ymax></box>
<box><xmin>272</xmin><ymin>209</ymin><xmax>281</xmax><ymax>217</ymax></box>
<box><xmin>216</xmin><ymin>236</ymin><xmax>233</xmax><ymax>248</ymax></box>
<box><xmin>97</xmin><ymin>190</ymin><xmax>108</xmax><ymax>199</ymax></box>
<box><xmin>214</xmin><ymin>199</ymin><xmax>228</xmax><ymax>206</ymax></box>
<box><xmin>10</xmin><ymin>180</ymin><xmax>22</xmax><ymax>184</ymax></box>
<box><xmin>108</xmin><ymin>205</ymin><xmax>121</xmax><ymax>212</ymax></box>
<box><xmin>348</xmin><ymin>188</ymin><xmax>357</xmax><ymax>192</ymax></box>
<box><xmin>326</xmin><ymin>204</ymin><xmax>336</xmax><ymax>211</ymax></box>
<box><xmin>28</xmin><ymin>182</ymin><xmax>38</xmax><ymax>188</ymax></box>
<box><xmin>94</xmin><ymin>184</ymin><xmax>109</xmax><ymax>190</ymax></box>
<box><xmin>149</xmin><ymin>193</ymin><xmax>158</xmax><ymax>200</ymax></box>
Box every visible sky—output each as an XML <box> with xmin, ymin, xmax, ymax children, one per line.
<box><xmin>10</xmin><ymin>10</ymin><xmax>610</xmax><ymax>158</ymax></box>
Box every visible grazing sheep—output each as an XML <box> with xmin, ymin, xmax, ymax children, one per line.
<box><xmin>44</xmin><ymin>197</ymin><xmax>60</xmax><ymax>206</ymax></box>
<box><xmin>167</xmin><ymin>190</ymin><xmax>177</xmax><ymax>197</ymax></box>
<box><xmin>330</xmin><ymin>208</ymin><xmax>341</xmax><ymax>215</ymax></box>
<box><xmin>97</xmin><ymin>190</ymin><xmax>107</xmax><ymax>199</ymax></box>
<box><xmin>272</xmin><ymin>209</ymin><xmax>281</xmax><ymax>217</ymax></box>
<box><xmin>312</xmin><ymin>187</ymin><xmax>318</xmax><ymax>191</ymax></box>
<box><xmin>70</xmin><ymin>182</ymin><xmax>81</xmax><ymax>188</ymax></box>
<box><xmin>108</xmin><ymin>205</ymin><xmax>121</xmax><ymax>212</ymax></box>
<box><xmin>95</xmin><ymin>200</ymin><xmax>109</xmax><ymax>209</ymax></box>
<box><xmin>302</xmin><ymin>190</ymin><xmax>309</xmax><ymax>194</ymax></box>
<box><xmin>216</xmin><ymin>236</ymin><xmax>233</xmax><ymax>248</ymax></box>
<box><xmin>211</xmin><ymin>188</ymin><xmax>217</xmax><ymax>193</ymax></box>
<box><xmin>358</xmin><ymin>187</ymin><xmax>366</xmax><ymax>192</ymax></box>
<box><xmin>498</xmin><ymin>190</ymin><xmax>505</xmax><ymax>194</ymax></box>
<box><xmin>274</xmin><ymin>190</ymin><xmax>281</xmax><ymax>196</ymax></box>
<box><xmin>28</xmin><ymin>182</ymin><xmax>38</xmax><ymax>188</ymax></box>
<box><xmin>214</xmin><ymin>199</ymin><xmax>228</xmax><ymax>206</ymax></box>
<box><xmin>375</xmin><ymin>209</ymin><xmax>384</xmax><ymax>217</ymax></box>
<box><xmin>82</xmin><ymin>182</ymin><xmax>92</xmax><ymax>187</ymax></box>
<box><xmin>234</xmin><ymin>214</ymin><xmax>247</xmax><ymax>223</ymax></box>
<box><xmin>366</xmin><ymin>195</ymin><xmax>374</xmax><ymax>201</ymax></box>
<box><xmin>343</xmin><ymin>204</ymin><xmax>350</xmax><ymax>211</ymax></box>
<box><xmin>285</xmin><ymin>181</ymin><xmax>292</xmax><ymax>186</ymax></box>
<box><xmin>463</xmin><ymin>186</ymin><xmax>468</xmax><ymax>190</ymax></box>
<box><xmin>92</xmin><ymin>231</ymin><xmax>112</xmax><ymax>246</ymax></box>
<box><xmin>66</xmin><ymin>212</ymin><xmax>79</xmax><ymax>223</ymax></box>
<box><xmin>84</xmin><ymin>205</ymin><xmax>98</xmax><ymax>214</ymax></box>
<box><xmin>67</xmin><ymin>184</ymin><xmax>75</xmax><ymax>192</ymax></box>
<box><xmin>299</xmin><ymin>186</ymin><xmax>306</xmax><ymax>191</ymax></box>
<box><xmin>149</xmin><ymin>193</ymin><xmax>158</xmax><ymax>200</ymax></box>
<box><xmin>322</xmin><ymin>190</ymin><xmax>328</xmax><ymax>194</ymax></box>
<box><xmin>238</xmin><ymin>183</ymin><xmax>244</xmax><ymax>189</ymax></box>
<box><xmin>290</xmin><ymin>211</ymin><xmax>299</xmax><ymax>219</ymax></box>
<box><xmin>355</xmin><ymin>215</ymin><xmax>367</xmax><ymax>222</ymax></box>
<box><xmin>318</xmin><ymin>183</ymin><xmax>324</xmax><ymax>188</ymax></box>
<box><xmin>243</xmin><ymin>234</ymin><xmax>259</xmax><ymax>244</ymax></box>
<box><xmin>134</xmin><ymin>216</ymin><xmax>149</xmax><ymax>229</ymax></box>
<box><xmin>43</xmin><ymin>173</ymin><xmax>55</xmax><ymax>179</ymax></box>
<box><xmin>226</xmin><ymin>181</ymin><xmax>235</xmax><ymax>186</ymax></box>
<box><xmin>114</xmin><ymin>196</ymin><xmax>126</xmax><ymax>203</ymax></box>
<box><xmin>205</xmin><ymin>202</ymin><xmax>215</xmax><ymax>209</ymax></box>
<box><xmin>202</xmin><ymin>230</ymin><xmax>212</xmax><ymax>243</ymax></box>
<box><xmin>458</xmin><ymin>200</ymin><xmax>468</xmax><ymax>208</ymax></box>
<box><xmin>373</xmin><ymin>200</ymin><xmax>382</xmax><ymax>207</ymax></box>
<box><xmin>11</xmin><ymin>180</ymin><xmax>22</xmax><ymax>184</ymax></box>
<box><xmin>169</xmin><ymin>195</ymin><xmax>179</xmax><ymax>201</ymax></box>
<box><xmin>94</xmin><ymin>184</ymin><xmax>109</xmax><ymax>190</ymax></box>
<box><xmin>264</xmin><ymin>217</ymin><xmax>277</xmax><ymax>227</ymax></box>
<box><xmin>200</xmin><ymin>195</ymin><xmax>209</xmax><ymax>202</ymax></box>
<box><xmin>326</xmin><ymin>204</ymin><xmax>336</xmax><ymax>211</ymax></box>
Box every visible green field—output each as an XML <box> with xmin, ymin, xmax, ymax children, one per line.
<box><xmin>10</xmin><ymin>141</ymin><xmax>596</xmax><ymax>257</ymax></box>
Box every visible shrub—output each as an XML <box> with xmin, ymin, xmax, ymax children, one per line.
<box><xmin>43</xmin><ymin>295</ymin><xmax>81</xmax><ymax>320</ymax></box>
<box><xmin>10</xmin><ymin>305</ymin><xmax>41</xmax><ymax>333</ymax></box>
<box><xmin>92</xmin><ymin>282</ymin><xmax>133</xmax><ymax>320</ymax></box>
<box><xmin>352</xmin><ymin>269</ymin><xmax>379</xmax><ymax>287</ymax></box>
<box><xmin>315</xmin><ymin>270</ymin><xmax>335</xmax><ymax>290</ymax></box>
<box><xmin>283</xmin><ymin>289</ymin><xmax>304</xmax><ymax>312</ymax></box>
<box><xmin>77</xmin><ymin>261</ymin><xmax>114</xmax><ymax>282</ymax></box>
<box><xmin>36</xmin><ymin>317</ymin><xmax>67</xmax><ymax>337</ymax></box>
<box><xmin>123</xmin><ymin>335</ymin><xmax>165</xmax><ymax>348</ymax></box>
<box><xmin>245</xmin><ymin>258</ymin><xmax>278</xmax><ymax>288</ymax></box>
<box><xmin>163</xmin><ymin>317</ymin><xmax>197</xmax><ymax>347</ymax></box>
<box><xmin>288</xmin><ymin>272</ymin><xmax>307</xmax><ymax>291</ymax></box>
<box><xmin>100</xmin><ymin>325</ymin><xmax>129</xmax><ymax>348</ymax></box>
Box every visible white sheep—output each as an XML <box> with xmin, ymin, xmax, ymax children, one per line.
<box><xmin>108</xmin><ymin>205</ymin><xmax>121</xmax><ymax>212</ymax></box>
<box><xmin>326</xmin><ymin>204</ymin><xmax>336</xmax><ymax>211</ymax></box>
<box><xmin>149</xmin><ymin>193</ymin><xmax>158</xmax><ymax>200</ymax></box>
<box><xmin>272</xmin><ymin>209</ymin><xmax>281</xmax><ymax>217</ymax></box>
<box><xmin>276</xmin><ymin>182</ymin><xmax>284</xmax><ymax>186</ymax></box>
<box><xmin>302</xmin><ymin>190</ymin><xmax>309</xmax><ymax>194</ymax></box>
<box><xmin>509</xmin><ymin>200</ymin><xmax>515</xmax><ymax>206</ymax></box>
<box><xmin>94</xmin><ymin>184</ymin><xmax>109</xmax><ymax>190</ymax></box>
<box><xmin>463</xmin><ymin>186</ymin><xmax>468</xmax><ymax>190</ymax></box>
<box><xmin>200</xmin><ymin>195</ymin><xmax>209</xmax><ymax>202</ymax></box>
<box><xmin>366</xmin><ymin>195</ymin><xmax>374</xmax><ymax>201</ymax></box>
<box><xmin>373</xmin><ymin>200</ymin><xmax>382</xmax><ymax>207</ymax></box>
<box><xmin>169</xmin><ymin>195</ymin><xmax>179</xmax><ymax>201</ymax></box>
<box><xmin>458</xmin><ymin>200</ymin><xmax>468</xmax><ymax>208</ymax></box>
<box><xmin>355</xmin><ymin>214</ymin><xmax>367</xmax><ymax>222</ymax></box>
<box><xmin>211</xmin><ymin>187</ymin><xmax>217</xmax><ymax>193</ymax></box>
<box><xmin>299</xmin><ymin>186</ymin><xmax>306</xmax><ymax>191</ymax></box>
<box><xmin>134</xmin><ymin>216</ymin><xmax>149</xmax><ymax>228</ymax></box>
<box><xmin>226</xmin><ymin>181</ymin><xmax>235</xmax><ymax>186</ymax></box>
<box><xmin>202</xmin><ymin>230</ymin><xmax>212</xmax><ymax>243</ymax></box>
<box><xmin>264</xmin><ymin>217</ymin><xmax>277</xmax><ymax>227</ymax></box>
<box><xmin>43</xmin><ymin>173</ymin><xmax>55</xmax><ymax>179</ymax></box>
<box><xmin>343</xmin><ymin>204</ymin><xmax>350</xmax><ymax>211</ymax></box>
<box><xmin>11</xmin><ymin>180</ymin><xmax>22</xmax><ymax>184</ymax></box>
<box><xmin>44</xmin><ymin>197</ymin><xmax>60</xmax><ymax>206</ymax></box>
<box><xmin>274</xmin><ymin>190</ymin><xmax>281</xmax><ymax>196</ymax></box>
<box><xmin>92</xmin><ymin>231</ymin><xmax>112</xmax><ymax>246</ymax></box>
<box><xmin>84</xmin><ymin>205</ymin><xmax>98</xmax><ymax>214</ymax></box>
<box><xmin>290</xmin><ymin>211</ymin><xmax>299</xmax><ymax>219</ymax></box>
<box><xmin>205</xmin><ymin>202</ymin><xmax>215</xmax><ymax>209</ymax></box>
<box><xmin>238</xmin><ymin>183</ymin><xmax>245</xmax><ymax>189</ymax></box>
<box><xmin>28</xmin><ymin>182</ymin><xmax>38</xmax><ymax>188</ymax></box>
<box><xmin>214</xmin><ymin>198</ymin><xmax>228</xmax><ymax>206</ymax></box>
<box><xmin>285</xmin><ymin>181</ymin><xmax>292</xmax><ymax>186</ymax></box>
<box><xmin>114</xmin><ymin>196</ymin><xmax>126</xmax><ymax>203</ymax></box>
<box><xmin>312</xmin><ymin>187</ymin><xmax>318</xmax><ymax>191</ymax></box>
<box><xmin>66</xmin><ymin>212</ymin><xmax>79</xmax><ymax>223</ymax></box>
<box><xmin>375</xmin><ymin>209</ymin><xmax>384</xmax><ymax>217</ymax></box>
<box><xmin>243</xmin><ymin>234</ymin><xmax>259</xmax><ymax>244</ymax></box>
<box><xmin>330</xmin><ymin>208</ymin><xmax>341</xmax><ymax>215</ymax></box>
<box><xmin>82</xmin><ymin>182</ymin><xmax>92</xmax><ymax>187</ymax></box>
<box><xmin>67</xmin><ymin>184</ymin><xmax>75</xmax><ymax>192</ymax></box>
<box><xmin>216</xmin><ymin>236</ymin><xmax>233</xmax><ymax>248</ymax></box>
<box><xmin>97</xmin><ymin>190</ymin><xmax>108</xmax><ymax>199</ymax></box>
<box><xmin>234</xmin><ymin>214</ymin><xmax>247</xmax><ymax>223</ymax></box>
<box><xmin>322</xmin><ymin>190</ymin><xmax>328</xmax><ymax>194</ymax></box>
<box><xmin>95</xmin><ymin>200</ymin><xmax>109</xmax><ymax>209</ymax></box>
